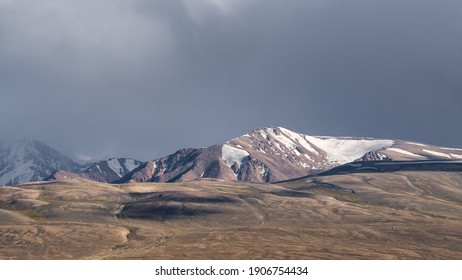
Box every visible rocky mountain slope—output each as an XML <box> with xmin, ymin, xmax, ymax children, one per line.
<box><xmin>118</xmin><ymin>127</ymin><xmax>462</xmax><ymax>183</ymax></box>
<box><xmin>47</xmin><ymin>158</ymin><xmax>142</xmax><ymax>183</ymax></box>
<box><xmin>5</xmin><ymin>127</ymin><xmax>462</xmax><ymax>185</ymax></box>
<box><xmin>0</xmin><ymin>139</ymin><xmax>81</xmax><ymax>186</ymax></box>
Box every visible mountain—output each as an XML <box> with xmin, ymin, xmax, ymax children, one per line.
<box><xmin>11</xmin><ymin>127</ymin><xmax>461</xmax><ymax>185</ymax></box>
<box><xmin>0</xmin><ymin>139</ymin><xmax>82</xmax><ymax>186</ymax></box>
<box><xmin>47</xmin><ymin>158</ymin><xmax>142</xmax><ymax>183</ymax></box>
<box><xmin>118</xmin><ymin>127</ymin><xmax>462</xmax><ymax>183</ymax></box>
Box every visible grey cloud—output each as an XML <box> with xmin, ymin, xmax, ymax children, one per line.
<box><xmin>1</xmin><ymin>0</ymin><xmax>461</xmax><ymax>161</ymax></box>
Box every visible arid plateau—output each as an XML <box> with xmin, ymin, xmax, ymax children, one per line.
<box><xmin>1</xmin><ymin>167</ymin><xmax>462</xmax><ymax>259</ymax></box>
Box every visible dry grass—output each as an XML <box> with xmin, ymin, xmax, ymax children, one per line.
<box><xmin>1</xmin><ymin>173</ymin><xmax>462</xmax><ymax>259</ymax></box>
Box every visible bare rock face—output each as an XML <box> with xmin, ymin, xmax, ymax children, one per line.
<box><xmin>118</xmin><ymin>161</ymin><xmax>156</xmax><ymax>183</ymax></box>
<box><xmin>119</xmin><ymin>127</ymin><xmax>402</xmax><ymax>183</ymax></box>
<box><xmin>49</xmin><ymin>158</ymin><xmax>142</xmax><ymax>183</ymax></box>
<box><xmin>220</xmin><ymin>127</ymin><xmax>394</xmax><ymax>182</ymax></box>
<box><xmin>119</xmin><ymin>146</ymin><xmax>237</xmax><ymax>183</ymax></box>
<box><xmin>40</xmin><ymin>126</ymin><xmax>462</xmax><ymax>185</ymax></box>
<box><xmin>355</xmin><ymin>151</ymin><xmax>391</xmax><ymax>162</ymax></box>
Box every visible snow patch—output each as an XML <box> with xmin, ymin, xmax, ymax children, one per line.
<box><xmin>279</xmin><ymin>127</ymin><xmax>318</xmax><ymax>154</ymax></box>
<box><xmin>107</xmin><ymin>159</ymin><xmax>124</xmax><ymax>178</ymax></box>
<box><xmin>406</xmin><ymin>142</ymin><xmax>428</xmax><ymax>147</ymax></box>
<box><xmin>387</xmin><ymin>148</ymin><xmax>427</xmax><ymax>159</ymax></box>
<box><xmin>0</xmin><ymin>160</ymin><xmax>36</xmax><ymax>186</ymax></box>
<box><xmin>304</xmin><ymin>136</ymin><xmax>394</xmax><ymax>164</ymax></box>
<box><xmin>259</xmin><ymin>130</ymin><xmax>268</xmax><ymax>140</ymax></box>
<box><xmin>222</xmin><ymin>144</ymin><xmax>249</xmax><ymax>169</ymax></box>
<box><xmin>150</xmin><ymin>161</ymin><xmax>158</xmax><ymax>176</ymax></box>
<box><xmin>440</xmin><ymin>147</ymin><xmax>462</xmax><ymax>151</ymax></box>
<box><xmin>264</xmin><ymin>128</ymin><xmax>307</xmax><ymax>157</ymax></box>
<box><xmin>450</xmin><ymin>154</ymin><xmax>462</xmax><ymax>159</ymax></box>
<box><xmin>257</xmin><ymin>162</ymin><xmax>269</xmax><ymax>181</ymax></box>
<box><xmin>376</xmin><ymin>153</ymin><xmax>389</xmax><ymax>160</ymax></box>
<box><xmin>267</xmin><ymin>128</ymin><xmax>297</xmax><ymax>150</ymax></box>
<box><xmin>124</xmin><ymin>159</ymin><xmax>140</xmax><ymax>172</ymax></box>
<box><xmin>423</xmin><ymin>149</ymin><xmax>451</xmax><ymax>159</ymax></box>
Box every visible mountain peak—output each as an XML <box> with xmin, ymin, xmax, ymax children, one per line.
<box><xmin>5</xmin><ymin>127</ymin><xmax>462</xmax><ymax>186</ymax></box>
<box><xmin>48</xmin><ymin>157</ymin><xmax>143</xmax><ymax>183</ymax></box>
<box><xmin>0</xmin><ymin>138</ymin><xmax>82</xmax><ymax>186</ymax></box>
<box><xmin>116</xmin><ymin>127</ymin><xmax>398</xmax><ymax>184</ymax></box>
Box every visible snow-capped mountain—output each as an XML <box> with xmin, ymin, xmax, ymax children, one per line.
<box><xmin>118</xmin><ymin>127</ymin><xmax>462</xmax><ymax>183</ymax></box>
<box><xmin>47</xmin><ymin>158</ymin><xmax>142</xmax><ymax>183</ymax></box>
<box><xmin>6</xmin><ymin>127</ymin><xmax>462</xmax><ymax>185</ymax></box>
<box><xmin>0</xmin><ymin>139</ymin><xmax>82</xmax><ymax>186</ymax></box>
<box><xmin>119</xmin><ymin>127</ymin><xmax>395</xmax><ymax>183</ymax></box>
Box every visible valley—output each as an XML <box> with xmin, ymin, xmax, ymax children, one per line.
<box><xmin>2</xmin><ymin>127</ymin><xmax>462</xmax><ymax>259</ymax></box>
<box><xmin>1</xmin><ymin>168</ymin><xmax>462</xmax><ymax>259</ymax></box>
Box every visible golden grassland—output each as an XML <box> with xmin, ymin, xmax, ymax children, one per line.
<box><xmin>1</xmin><ymin>172</ymin><xmax>462</xmax><ymax>259</ymax></box>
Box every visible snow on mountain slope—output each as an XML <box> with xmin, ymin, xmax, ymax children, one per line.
<box><xmin>380</xmin><ymin>141</ymin><xmax>462</xmax><ymax>161</ymax></box>
<box><xmin>221</xmin><ymin>144</ymin><xmax>250</xmax><ymax>175</ymax></box>
<box><xmin>302</xmin><ymin>136</ymin><xmax>394</xmax><ymax>164</ymax></box>
<box><xmin>226</xmin><ymin>127</ymin><xmax>396</xmax><ymax>181</ymax></box>
<box><xmin>0</xmin><ymin>139</ymin><xmax>81</xmax><ymax>186</ymax></box>
<box><xmin>48</xmin><ymin>158</ymin><xmax>142</xmax><ymax>183</ymax></box>
<box><xmin>386</xmin><ymin>148</ymin><xmax>427</xmax><ymax>159</ymax></box>
<box><xmin>119</xmin><ymin>126</ymin><xmax>461</xmax><ymax>184</ymax></box>
<box><xmin>107</xmin><ymin>158</ymin><xmax>124</xmax><ymax>178</ymax></box>
<box><xmin>13</xmin><ymin>126</ymin><xmax>462</xmax><ymax>185</ymax></box>
<box><xmin>124</xmin><ymin>159</ymin><xmax>140</xmax><ymax>172</ymax></box>
<box><xmin>422</xmin><ymin>149</ymin><xmax>451</xmax><ymax>159</ymax></box>
<box><xmin>120</xmin><ymin>146</ymin><xmax>238</xmax><ymax>183</ymax></box>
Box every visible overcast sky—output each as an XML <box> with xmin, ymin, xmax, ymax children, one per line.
<box><xmin>1</xmin><ymin>0</ymin><xmax>461</xmax><ymax>161</ymax></box>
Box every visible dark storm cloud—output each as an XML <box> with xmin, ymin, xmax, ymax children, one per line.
<box><xmin>1</xmin><ymin>0</ymin><xmax>461</xmax><ymax>160</ymax></box>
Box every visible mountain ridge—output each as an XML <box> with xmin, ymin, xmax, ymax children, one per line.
<box><xmin>3</xmin><ymin>126</ymin><xmax>462</xmax><ymax>186</ymax></box>
<box><xmin>0</xmin><ymin>139</ymin><xmax>82</xmax><ymax>186</ymax></box>
<box><xmin>46</xmin><ymin>157</ymin><xmax>142</xmax><ymax>183</ymax></box>
<box><xmin>112</xmin><ymin>126</ymin><xmax>462</xmax><ymax>184</ymax></box>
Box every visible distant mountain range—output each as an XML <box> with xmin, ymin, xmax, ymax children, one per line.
<box><xmin>1</xmin><ymin>127</ymin><xmax>462</xmax><ymax>186</ymax></box>
<box><xmin>0</xmin><ymin>139</ymin><xmax>81</xmax><ymax>186</ymax></box>
<box><xmin>47</xmin><ymin>158</ymin><xmax>143</xmax><ymax>183</ymax></box>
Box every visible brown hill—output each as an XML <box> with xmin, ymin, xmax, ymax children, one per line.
<box><xmin>1</xmin><ymin>166</ymin><xmax>462</xmax><ymax>259</ymax></box>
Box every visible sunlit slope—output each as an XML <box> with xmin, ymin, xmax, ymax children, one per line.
<box><xmin>1</xmin><ymin>174</ymin><xmax>462</xmax><ymax>259</ymax></box>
